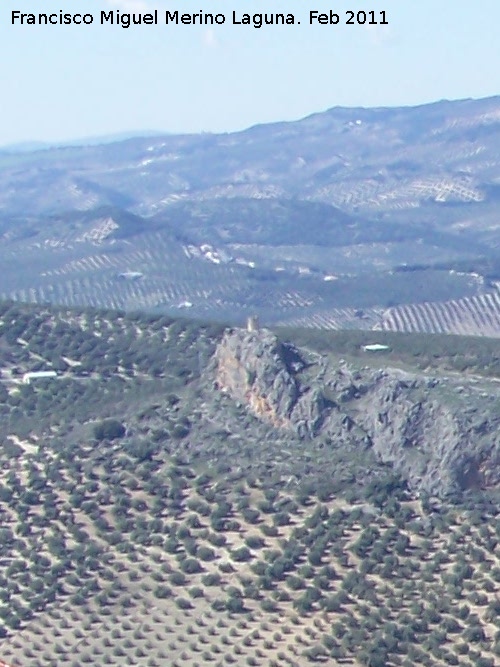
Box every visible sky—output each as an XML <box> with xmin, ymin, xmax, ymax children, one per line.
<box><xmin>1</xmin><ymin>0</ymin><xmax>500</xmax><ymax>145</ymax></box>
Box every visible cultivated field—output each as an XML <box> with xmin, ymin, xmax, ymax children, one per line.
<box><xmin>1</xmin><ymin>451</ymin><xmax>500</xmax><ymax>667</ymax></box>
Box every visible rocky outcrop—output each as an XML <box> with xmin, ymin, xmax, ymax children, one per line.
<box><xmin>213</xmin><ymin>327</ymin><xmax>500</xmax><ymax>497</ymax></box>
<box><xmin>214</xmin><ymin>328</ymin><xmax>327</xmax><ymax>435</ymax></box>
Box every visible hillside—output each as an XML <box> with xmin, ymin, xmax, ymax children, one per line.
<box><xmin>2</xmin><ymin>301</ymin><xmax>500</xmax><ymax>497</ymax></box>
<box><xmin>2</xmin><ymin>303</ymin><xmax>500</xmax><ymax>666</ymax></box>
<box><xmin>3</xmin><ymin>97</ymin><xmax>500</xmax><ymax>333</ymax></box>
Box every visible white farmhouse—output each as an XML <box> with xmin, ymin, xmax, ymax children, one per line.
<box><xmin>362</xmin><ymin>344</ymin><xmax>390</xmax><ymax>352</ymax></box>
<box><xmin>23</xmin><ymin>371</ymin><xmax>58</xmax><ymax>385</ymax></box>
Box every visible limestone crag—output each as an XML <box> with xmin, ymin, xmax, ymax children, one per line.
<box><xmin>214</xmin><ymin>328</ymin><xmax>326</xmax><ymax>435</ymax></box>
<box><xmin>212</xmin><ymin>327</ymin><xmax>500</xmax><ymax>497</ymax></box>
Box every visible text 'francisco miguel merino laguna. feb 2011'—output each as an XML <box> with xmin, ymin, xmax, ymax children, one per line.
<box><xmin>11</xmin><ymin>9</ymin><xmax>389</xmax><ymax>28</ymax></box>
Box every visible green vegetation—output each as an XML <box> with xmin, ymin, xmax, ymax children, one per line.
<box><xmin>0</xmin><ymin>300</ymin><xmax>406</xmax><ymax>498</ymax></box>
<box><xmin>279</xmin><ymin>326</ymin><xmax>500</xmax><ymax>377</ymax></box>
<box><xmin>1</xmin><ymin>300</ymin><xmax>500</xmax><ymax>666</ymax></box>
<box><xmin>0</xmin><ymin>435</ymin><xmax>500</xmax><ymax>667</ymax></box>
<box><xmin>0</xmin><ymin>300</ymin><xmax>222</xmax><ymax>444</ymax></box>
<box><xmin>93</xmin><ymin>419</ymin><xmax>126</xmax><ymax>441</ymax></box>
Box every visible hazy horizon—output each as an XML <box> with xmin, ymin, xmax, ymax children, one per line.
<box><xmin>2</xmin><ymin>92</ymin><xmax>499</xmax><ymax>150</ymax></box>
<box><xmin>2</xmin><ymin>0</ymin><xmax>500</xmax><ymax>145</ymax></box>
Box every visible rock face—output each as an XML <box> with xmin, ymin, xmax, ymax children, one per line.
<box><xmin>213</xmin><ymin>327</ymin><xmax>500</xmax><ymax>497</ymax></box>
<box><xmin>214</xmin><ymin>328</ymin><xmax>327</xmax><ymax>435</ymax></box>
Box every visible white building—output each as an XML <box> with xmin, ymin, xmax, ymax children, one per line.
<box><xmin>362</xmin><ymin>344</ymin><xmax>390</xmax><ymax>352</ymax></box>
<box><xmin>23</xmin><ymin>371</ymin><xmax>57</xmax><ymax>385</ymax></box>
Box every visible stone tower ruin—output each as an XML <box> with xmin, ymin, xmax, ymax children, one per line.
<box><xmin>246</xmin><ymin>315</ymin><xmax>259</xmax><ymax>332</ymax></box>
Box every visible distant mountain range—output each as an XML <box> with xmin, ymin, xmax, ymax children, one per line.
<box><xmin>3</xmin><ymin>95</ymin><xmax>500</xmax><ymax>334</ymax></box>
<box><xmin>0</xmin><ymin>131</ymin><xmax>163</xmax><ymax>153</ymax></box>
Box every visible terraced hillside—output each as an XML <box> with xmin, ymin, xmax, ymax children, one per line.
<box><xmin>375</xmin><ymin>288</ymin><xmax>500</xmax><ymax>337</ymax></box>
<box><xmin>3</xmin><ymin>97</ymin><xmax>500</xmax><ymax>335</ymax></box>
<box><xmin>277</xmin><ymin>287</ymin><xmax>500</xmax><ymax>337</ymax></box>
<box><xmin>0</xmin><ymin>202</ymin><xmax>495</xmax><ymax>332</ymax></box>
<box><xmin>2</xmin><ymin>302</ymin><xmax>500</xmax><ymax>665</ymax></box>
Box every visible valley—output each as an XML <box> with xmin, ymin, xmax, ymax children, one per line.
<box><xmin>3</xmin><ymin>96</ymin><xmax>500</xmax><ymax>335</ymax></box>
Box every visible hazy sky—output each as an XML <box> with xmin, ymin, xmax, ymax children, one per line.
<box><xmin>1</xmin><ymin>0</ymin><xmax>500</xmax><ymax>144</ymax></box>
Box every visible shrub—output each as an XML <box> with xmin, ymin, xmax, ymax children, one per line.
<box><xmin>154</xmin><ymin>585</ymin><xmax>172</xmax><ymax>599</ymax></box>
<box><xmin>175</xmin><ymin>597</ymin><xmax>192</xmax><ymax>610</ymax></box>
<box><xmin>93</xmin><ymin>419</ymin><xmax>125</xmax><ymax>441</ymax></box>
<box><xmin>231</xmin><ymin>547</ymin><xmax>252</xmax><ymax>562</ymax></box>
<box><xmin>181</xmin><ymin>558</ymin><xmax>202</xmax><ymax>574</ymax></box>
<box><xmin>169</xmin><ymin>572</ymin><xmax>187</xmax><ymax>586</ymax></box>
<box><xmin>226</xmin><ymin>597</ymin><xmax>246</xmax><ymax>613</ymax></box>
<box><xmin>245</xmin><ymin>535</ymin><xmax>265</xmax><ymax>549</ymax></box>
<box><xmin>197</xmin><ymin>546</ymin><xmax>217</xmax><ymax>561</ymax></box>
<box><xmin>202</xmin><ymin>573</ymin><xmax>222</xmax><ymax>586</ymax></box>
